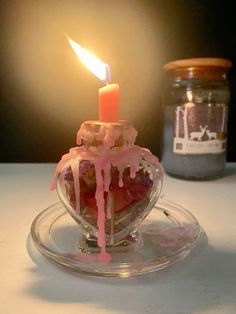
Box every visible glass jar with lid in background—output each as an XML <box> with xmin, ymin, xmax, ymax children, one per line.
<box><xmin>162</xmin><ymin>58</ymin><xmax>232</xmax><ymax>180</ymax></box>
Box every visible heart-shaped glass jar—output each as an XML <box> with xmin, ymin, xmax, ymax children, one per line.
<box><xmin>53</xmin><ymin>120</ymin><xmax>162</xmax><ymax>261</ymax></box>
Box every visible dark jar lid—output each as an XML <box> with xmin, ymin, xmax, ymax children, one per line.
<box><xmin>164</xmin><ymin>58</ymin><xmax>232</xmax><ymax>81</ymax></box>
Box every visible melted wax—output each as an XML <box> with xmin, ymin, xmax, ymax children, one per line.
<box><xmin>51</xmin><ymin>121</ymin><xmax>160</xmax><ymax>263</ymax></box>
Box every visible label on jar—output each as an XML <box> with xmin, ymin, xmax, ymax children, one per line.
<box><xmin>173</xmin><ymin>103</ymin><xmax>227</xmax><ymax>155</ymax></box>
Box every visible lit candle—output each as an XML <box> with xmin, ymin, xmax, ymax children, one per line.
<box><xmin>99</xmin><ymin>83</ymin><xmax>119</xmax><ymax>122</ymax></box>
<box><xmin>68</xmin><ymin>38</ymin><xmax>119</xmax><ymax>122</ymax></box>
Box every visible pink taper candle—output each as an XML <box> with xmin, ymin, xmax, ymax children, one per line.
<box><xmin>99</xmin><ymin>83</ymin><xmax>119</xmax><ymax>122</ymax></box>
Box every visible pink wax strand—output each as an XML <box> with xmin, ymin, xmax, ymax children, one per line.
<box><xmin>94</xmin><ymin>157</ymin><xmax>112</xmax><ymax>263</ymax></box>
<box><xmin>106</xmin><ymin>191</ymin><xmax>112</xmax><ymax>220</ymax></box>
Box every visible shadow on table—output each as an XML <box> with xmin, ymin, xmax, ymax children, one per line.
<box><xmin>26</xmin><ymin>230</ymin><xmax>236</xmax><ymax>314</ymax></box>
<box><xmin>216</xmin><ymin>164</ymin><xmax>236</xmax><ymax>181</ymax></box>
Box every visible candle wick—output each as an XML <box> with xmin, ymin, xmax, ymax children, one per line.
<box><xmin>105</xmin><ymin>64</ymin><xmax>111</xmax><ymax>85</ymax></box>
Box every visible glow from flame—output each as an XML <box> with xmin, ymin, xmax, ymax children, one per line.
<box><xmin>187</xmin><ymin>90</ymin><xmax>193</xmax><ymax>103</ymax></box>
<box><xmin>68</xmin><ymin>38</ymin><xmax>111</xmax><ymax>83</ymax></box>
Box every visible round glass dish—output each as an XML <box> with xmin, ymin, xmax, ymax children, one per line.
<box><xmin>31</xmin><ymin>199</ymin><xmax>200</xmax><ymax>277</ymax></box>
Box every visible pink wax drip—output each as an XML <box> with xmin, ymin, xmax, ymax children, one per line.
<box><xmin>106</xmin><ymin>191</ymin><xmax>112</xmax><ymax>219</ymax></box>
<box><xmin>51</xmin><ymin>121</ymin><xmax>161</xmax><ymax>263</ymax></box>
<box><xmin>76</xmin><ymin>120</ymin><xmax>138</xmax><ymax>150</ymax></box>
<box><xmin>50</xmin><ymin>147</ymin><xmax>81</xmax><ymax>190</ymax></box>
<box><xmin>94</xmin><ymin>157</ymin><xmax>111</xmax><ymax>262</ymax></box>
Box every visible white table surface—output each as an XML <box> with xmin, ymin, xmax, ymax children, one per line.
<box><xmin>1</xmin><ymin>163</ymin><xmax>236</xmax><ymax>314</ymax></box>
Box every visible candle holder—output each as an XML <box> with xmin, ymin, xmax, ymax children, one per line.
<box><xmin>31</xmin><ymin>120</ymin><xmax>200</xmax><ymax>276</ymax></box>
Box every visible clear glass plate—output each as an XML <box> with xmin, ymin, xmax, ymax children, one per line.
<box><xmin>31</xmin><ymin>199</ymin><xmax>200</xmax><ymax>277</ymax></box>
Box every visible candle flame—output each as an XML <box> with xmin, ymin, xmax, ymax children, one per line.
<box><xmin>68</xmin><ymin>38</ymin><xmax>111</xmax><ymax>83</ymax></box>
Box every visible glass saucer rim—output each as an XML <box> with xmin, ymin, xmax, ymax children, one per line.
<box><xmin>31</xmin><ymin>199</ymin><xmax>201</xmax><ymax>277</ymax></box>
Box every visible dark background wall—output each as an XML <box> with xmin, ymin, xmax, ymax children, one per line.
<box><xmin>0</xmin><ymin>0</ymin><xmax>235</xmax><ymax>162</ymax></box>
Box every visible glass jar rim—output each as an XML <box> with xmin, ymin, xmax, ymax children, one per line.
<box><xmin>164</xmin><ymin>58</ymin><xmax>232</xmax><ymax>71</ymax></box>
